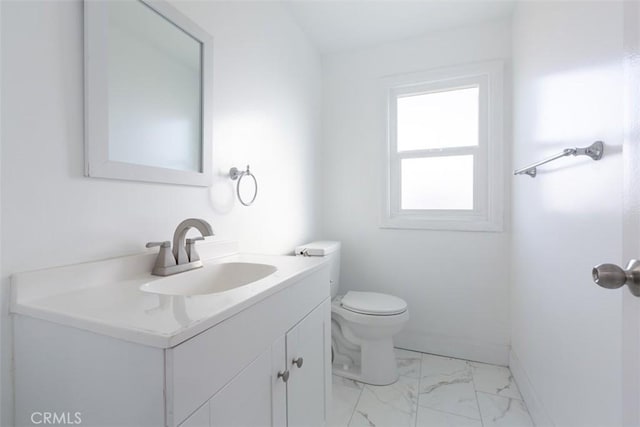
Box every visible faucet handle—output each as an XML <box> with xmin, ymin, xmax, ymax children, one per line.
<box><xmin>146</xmin><ymin>241</ymin><xmax>171</xmax><ymax>249</ymax></box>
<box><xmin>186</xmin><ymin>237</ymin><xmax>205</xmax><ymax>263</ymax></box>
<box><xmin>146</xmin><ymin>241</ymin><xmax>177</xmax><ymax>275</ymax></box>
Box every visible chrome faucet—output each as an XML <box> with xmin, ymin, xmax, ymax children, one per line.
<box><xmin>146</xmin><ymin>218</ymin><xmax>214</xmax><ymax>276</ymax></box>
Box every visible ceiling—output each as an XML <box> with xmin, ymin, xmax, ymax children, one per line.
<box><xmin>285</xmin><ymin>1</ymin><xmax>515</xmax><ymax>54</ymax></box>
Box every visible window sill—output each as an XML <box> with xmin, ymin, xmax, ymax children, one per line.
<box><xmin>380</xmin><ymin>215</ymin><xmax>503</xmax><ymax>232</ymax></box>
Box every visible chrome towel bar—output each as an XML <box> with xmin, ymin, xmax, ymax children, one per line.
<box><xmin>514</xmin><ymin>141</ymin><xmax>604</xmax><ymax>178</ymax></box>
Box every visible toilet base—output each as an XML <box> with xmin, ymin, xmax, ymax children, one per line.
<box><xmin>332</xmin><ymin>362</ymin><xmax>399</xmax><ymax>386</ymax></box>
<box><xmin>331</xmin><ymin>295</ymin><xmax>408</xmax><ymax>386</ymax></box>
<box><xmin>332</xmin><ymin>338</ymin><xmax>399</xmax><ymax>386</ymax></box>
<box><xmin>361</xmin><ymin>338</ymin><xmax>399</xmax><ymax>384</ymax></box>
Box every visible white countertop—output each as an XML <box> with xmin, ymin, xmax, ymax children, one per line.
<box><xmin>10</xmin><ymin>241</ymin><xmax>327</xmax><ymax>348</ymax></box>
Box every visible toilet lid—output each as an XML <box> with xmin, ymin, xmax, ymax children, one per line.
<box><xmin>341</xmin><ymin>291</ymin><xmax>407</xmax><ymax>316</ymax></box>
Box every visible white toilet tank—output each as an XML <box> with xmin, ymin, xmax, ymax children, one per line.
<box><xmin>295</xmin><ymin>241</ymin><xmax>341</xmax><ymax>298</ymax></box>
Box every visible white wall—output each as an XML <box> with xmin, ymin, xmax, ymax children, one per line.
<box><xmin>321</xmin><ymin>20</ymin><xmax>512</xmax><ymax>365</ymax></box>
<box><xmin>0</xmin><ymin>1</ymin><xmax>321</xmax><ymax>425</ymax></box>
<box><xmin>510</xmin><ymin>2</ymin><xmax>624</xmax><ymax>426</ymax></box>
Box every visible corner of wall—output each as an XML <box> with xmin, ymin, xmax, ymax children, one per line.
<box><xmin>509</xmin><ymin>350</ymin><xmax>554</xmax><ymax>427</ymax></box>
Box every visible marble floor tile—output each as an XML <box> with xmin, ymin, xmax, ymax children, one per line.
<box><xmin>416</xmin><ymin>406</ymin><xmax>483</xmax><ymax>427</ymax></box>
<box><xmin>421</xmin><ymin>353</ymin><xmax>472</xmax><ymax>379</ymax></box>
<box><xmin>330</xmin><ymin>349</ymin><xmax>533</xmax><ymax>427</ymax></box>
<box><xmin>477</xmin><ymin>392</ymin><xmax>534</xmax><ymax>427</ymax></box>
<box><xmin>470</xmin><ymin>362</ymin><xmax>522</xmax><ymax>399</ymax></box>
<box><xmin>395</xmin><ymin>348</ymin><xmax>422</xmax><ymax>378</ymax></box>
<box><xmin>329</xmin><ymin>376</ymin><xmax>363</xmax><ymax>427</ymax></box>
<box><xmin>349</xmin><ymin>375</ymin><xmax>419</xmax><ymax>427</ymax></box>
<box><xmin>419</xmin><ymin>354</ymin><xmax>480</xmax><ymax>420</ymax></box>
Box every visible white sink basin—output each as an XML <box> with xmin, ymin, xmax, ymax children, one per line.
<box><xmin>139</xmin><ymin>262</ymin><xmax>277</xmax><ymax>296</ymax></box>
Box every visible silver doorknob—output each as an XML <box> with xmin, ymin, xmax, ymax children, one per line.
<box><xmin>277</xmin><ymin>370</ymin><xmax>289</xmax><ymax>382</ymax></box>
<box><xmin>592</xmin><ymin>259</ymin><xmax>640</xmax><ymax>296</ymax></box>
<box><xmin>292</xmin><ymin>357</ymin><xmax>304</xmax><ymax>368</ymax></box>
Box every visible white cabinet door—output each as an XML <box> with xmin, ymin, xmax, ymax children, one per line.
<box><xmin>192</xmin><ymin>298</ymin><xmax>330</xmax><ymax>427</ymax></box>
<box><xmin>286</xmin><ymin>300</ymin><xmax>331</xmax><ymax>427</ymax></box>
<box><xmin>209</xmin><ymin>337</ymin><xmax>286</xmax><ymax>427</ymax></box>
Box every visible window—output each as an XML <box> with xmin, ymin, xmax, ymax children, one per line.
<box><xmin>381</xmin><ymin>61</ymin><xmax>504</xmax><ymax>231</ymax></box>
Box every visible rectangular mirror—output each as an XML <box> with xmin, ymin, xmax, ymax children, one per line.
<box><xmin>84</xmin><ymin>0</ymin><xmax>212</xmax><ymax>186</ymax></box>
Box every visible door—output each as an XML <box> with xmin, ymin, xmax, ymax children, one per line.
<box><xmin>285</xmin><ymin>300</ymin><xmax>331</xmax><ymax>427</ymax></box>
<box><xmin>591</xmin><ymin>5</ymin><xmax>640</xmax><ymax>424</ymax></box>
<box><xmin>209</xmin><ymin>337</ymin><xmax>287</xmax><ymax>427</ymax></box>
<box><xmin>623</xmin><ymin>4</ymin><xmax>640</xmax><ymax>424</ymax></box>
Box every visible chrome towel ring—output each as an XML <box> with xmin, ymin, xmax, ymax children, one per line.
<box><xmin>229</xmin><ymin>165</ymin><xmax>258</xmax><ymax>206</ymax></box>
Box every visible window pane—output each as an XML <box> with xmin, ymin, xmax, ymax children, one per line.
<box><xmin>397</xmin><ymin>87</ymin><xmax>478</xmax><ymax>151</ymax></box>
<box><xmin>401</xmin><ymin>156</ymin><xmax>474</xmax><ymax>210</ymax></box>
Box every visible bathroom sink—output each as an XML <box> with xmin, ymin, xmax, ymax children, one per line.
<box><xmin>139</xmin><ymin>262</ymin><xmax>277</xmax><ymax>296</ymax></box>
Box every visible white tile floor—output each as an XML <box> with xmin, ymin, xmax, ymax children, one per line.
<box><xmin>329</xmin><ymin>349</ymin><xmax>534</xmax><ymax>427</ymax></box>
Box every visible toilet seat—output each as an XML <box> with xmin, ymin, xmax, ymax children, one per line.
<box><xmin>341</xmin><ymin>291</ymin><xmax>407</xmax><ymax>316</ymax></box>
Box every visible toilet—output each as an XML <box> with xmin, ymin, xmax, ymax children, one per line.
<box><xmin>295</xmin><ymin>241</ymin><xmax>409</xmax><ymax>386</ymax></box>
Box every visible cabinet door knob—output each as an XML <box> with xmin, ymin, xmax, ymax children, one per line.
<box><xmin>292</xmin><ymin>357</ymin><xmax>304</xmax><ymax>368</ymax></box>
<box><xmin>277</xmin><ymin>370</ymin><xmax>289</xmax><ymax>382</ymax></box>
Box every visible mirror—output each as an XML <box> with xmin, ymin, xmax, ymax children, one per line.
<box><xmin>84</xmin><ymin>0</ymin><xmax>212</xmax><ymax>186</ymax></box>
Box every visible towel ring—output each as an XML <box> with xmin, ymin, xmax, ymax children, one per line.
<box><xmin>229</xmin><ymin>165</ymin><xmax>258</xmax><ymax>206</ymax></box>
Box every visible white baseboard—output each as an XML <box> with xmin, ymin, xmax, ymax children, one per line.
<box><xmin>394</xmin><ymin>331</ymin><xmax>509</xmax><ymax>366</ymax></box>
<box><xmin>509</xmin><ymin>350</ymin><xmax>555</xmax><ymax>427</ymax></box>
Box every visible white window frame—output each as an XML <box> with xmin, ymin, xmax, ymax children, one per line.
<box><xmin>381</xmin><ymin>61</ymin><xmax>504</xmax><ymax>232</ymax></box>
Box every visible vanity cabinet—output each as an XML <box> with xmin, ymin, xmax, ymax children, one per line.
<box><xmin>184</xmin><ymin>301</ymin><xmax>329</xmax><ymax>427</ymax></box>
<box><xmin>13</xmin><ymin>261</ymin><xmax>331</xmax><ymax>427</ymax></box>
<box><xmin>208</xmin><ymin>340</ymin><xmax>285</xmax><ymax>426</ymax></box>
<box><xmin>285</xmin><ymin>300</ymin><xmax>328</xmax><ymax>427</ymax></box>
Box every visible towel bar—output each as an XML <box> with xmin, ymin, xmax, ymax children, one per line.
<box><xmin>514</xmin><ymin>141</ymin><xmax>604</xmax><ymax>178</ymax></box>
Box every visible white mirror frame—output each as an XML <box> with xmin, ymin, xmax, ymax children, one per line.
<box><xmin>84</xmin><ymin>0</ymin><xmax>213</xmax><ymax>187</ymax></box>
